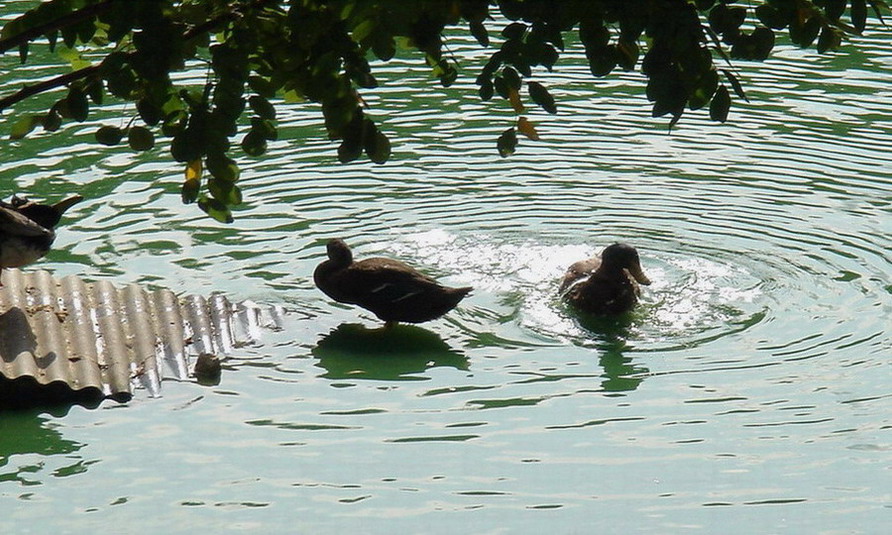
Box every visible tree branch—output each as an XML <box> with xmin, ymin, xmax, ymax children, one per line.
<box><xmin>0</xmin><ymin>66</ymin><xmax>100</xmax><ymax>112</ymax></box>
<box><xmin>0</xmin><ymin>0</ymin><xmax>282</xmax><ymax>113</ymax></box>
<box><xmin>0</xmin><ymin>0</ymin><xmax>121</xmax><ymax>55</ymax></box>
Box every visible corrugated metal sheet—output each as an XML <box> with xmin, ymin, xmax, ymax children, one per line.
<box><xmin>0</xmin><ymin>268</ymin><xmax>285</xmax><ymax>408</ymax></box>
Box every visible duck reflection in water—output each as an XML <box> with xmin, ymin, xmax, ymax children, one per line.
<box><xmin>312</xmin><ymin>323</ymin><xmax>469</xmax><ymax>381</ymax></box>
<box><xmin>562</xmin><ymin>300</ymin><xmax>651</xmax><ymax>393</ymax></box>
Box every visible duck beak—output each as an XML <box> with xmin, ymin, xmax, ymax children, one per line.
<box><xmin>627</xmin><ymin>263</ymin><xmax>651</xmax><ymax>285</ymax></box>
<box><xmin>52</xmin><ymin>195</ymin><xmax>84</xmax><ymax>215</ymax></box>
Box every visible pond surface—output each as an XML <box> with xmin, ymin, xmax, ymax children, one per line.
<box><xmin>1</xmin><ymin>4</ymin><xmax>890</xmax><ymax>533</ymax></box>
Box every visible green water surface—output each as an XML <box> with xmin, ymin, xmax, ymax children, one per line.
<box><xmin>1</xmin><ymin>3</ymin><xmax>890</xmax><ymax>533</ymax></box>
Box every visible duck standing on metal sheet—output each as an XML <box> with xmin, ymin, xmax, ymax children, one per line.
<box><xmin>560</xmin><ymin>243</ymin><xmax>651</xmax><ymax>315</ymax></box>
<box><xmin>314</xmin><ymin>238</ymin><xmax>472</xmax><ymax>327</ymax></box>
<box><xmin>0</xmin><ymin>194</ymin><xmax>83</xmax><ymax>286</ymax></box>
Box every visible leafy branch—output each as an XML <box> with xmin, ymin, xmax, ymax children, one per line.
<box><xmin>1</xmin><ymin>0</ymin><xmax>888</xmax><ymax>222</ymax></box>
<box><xmin>0</xmin><ymin>0</ymin><xmax>120</xmax><ymax>55</ymax></box>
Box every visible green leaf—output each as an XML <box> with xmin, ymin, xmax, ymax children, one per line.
<box><xmin>171</xmin><ymin>130</ymin><xmax>203</xmax><ymax>162</ymax></box>
<box><xmin>580</xmin><ymin>20</ymin><xmax>610</xmax><ymax>49</ymax></box>
<box><xmin>364</xmin><ymin>130</ymin><xmax>391</xmax><ymax>164</ymax></box>
<box><xmin>851</xmin><ymin>0</ymin><xmax>867</xmax><ymax>34</ymax></box>
<box><xmin>58</xmin><ymin>45</ymin><xmax>91</xmax><ymax>70</ymax></box>
<box><xmin>75</xmin><ymin>17</ymin><xmax>96</xmax><ymax>44</ymax></box>
<box><xmin>10</xmin><ymin>115</ymin><xmax>39</xmax><ymax>140</ymax></box>
<box><xmin>502</xmin><ymin>22</ymin><xmax>527</xmax><ymax>41</ymax></box>
<box><xmin>206</xmin><ymin>153</ymin><xmax>240</xmax><ymax>182</ymax></box>
<box><xmin>587</xmin><ymin>45</ymin><xmax>616</xmax><ymax>77</ymax></box>
<box><xmin>532</xmin><ymin>42</ymin><xmax>559</xmax><ymax>71</ymax></box>
<box><xmin>751</xmin><ymin>27</ymin><xmax>775</xmax><ymax>60</ymax></box>
<box><xmin>337</xmin><ymin>135</ymin><xmax>362</xmax><ymax>163</ymax></box>
<box><xmin>689</xmin><ymin>70</ymin><xmax>718</xmax><ymax>110</ymax></box>
<box><xmin>668</xmin><ymin>109</ymin><xmax>683</xmax><ymax>131</ymax></box>
<box><xmin>755</xmin><ymin>5</ymin><xmax>789</xmax><ymax>30</ymax></box>
<box><xmin>62</xmin><ymin>25</ymin><xmax>77</xmax><ymax>48</ymax></box>
<box><xmin>720</xmin><ymin>69</ymin><xmax>749</xmax><ymax>102</ymax></box>
<box><xmin>429</xmin><ymin>57</ymin><xmax>458</xmax><ymax>87</ymax></box>
<box><xmin>208</xmin><ymin>178</ymin><xmax>242</xmax><ymax>205</ymax></box>
<box><xmin>710</xmin><ymin>84</ymin><xmax>731</xmax><ymax>122</ymax></box>
<box><xmin>727</xmin><ymin>7</ymin><xmax>747</xmax><ymax>31</ymax></box>
<box><xmin>162</xmin><ymin>109</ymin><xmax>188</xmax><ymax>137</ymax></box>
<box><xmin>470</xmin><ymin>20</ymin><xmax>489</xmax><ymax>46</ymax></box>
<box><xmin>95</xmin><ymin>125</ymin><xmax>123</xmax><ymax>145</ymax></box>
<box><xmin>85</xmin><ymin>78</ymin><xmax>103</xmax><ymax>105</ymax></box>
<box><xmin>372</xmin><ymin>33</ymin><xmax>396</xmax><ymax>61</ymax></box>
<box><xmin>479</xmin><ymin>78</ymin><xmax>495</xmax><ymax>101</ymax></box>
<box><xmin>528</xmin><ymin>82</ymin><xmax>557</xmax><ymax>114</ymax></box>
<box><xmin>251</xmin><ymin>117</ymin><xmax>277</xmax><ymax>141</ymax></box>
<box><xmin>817</xmin><ymin>26</ymin><xmax>843</xmax><ymax>53</ymax></box>
<box><xmin>137</xmin><ymin>98</ymin><xmax>162</xmax><ymax>126</ymax></box>
<box><xmin>494</xmin><ymin>76</ymin><xmax>510</xmax><ymax>99</ymax></box>
<box><xmin>198</xmin><ymin>196</ymin><xmax>234</xmax><ymax>223</ymax></box>
<box><xmin>616</xmin><ymin>39</ymin><xmax>639</xmax><ymax>71</ymax></box>
<box><xmin>503</xmin><ymin>66</ymin><xmax>521</xmax><ymax>90</ymax></box>
<box><xmin>128</xmin><ymin>126</ymin><xmax>155</xmax><ymax>151</ymax></box>
<box><xmin>796</xmin><ymin>17</ymin><xmax>821</xmax><ymax>48</ymax></box>
<box><xmin>247</xmin><ymin>76</ymin><xmax>277</xmax><ymax>99</ymax></box>
<box><xmin>182</xmin><ymin>177</ymin><xmax>200</xmax><ymax>204</ymax></box>
<box><xmin>709</xmin><ymin>4</ymin><xmax>746</xmax><ymax>35</ymax></box>
<box><xmin>351</xmin><ymin>19</ymin><xmax>376</xmax><ymax>43</ymax></box>
<box><xmin>824</xmin><ymin>0</ymin><xmax>847</xmax><ymax>21</ymax></box>
<box><xmin>497</xmin><ymin>127</ymin><xmax>517</xmax><ymax>157</ymax></box>
<box><xmin>42</xmin><ymin>110</ymin><xmax>62</xmax><ymax>132</ymax></box>
<box><xmin>249</xmin><ymin>95</ymin><xmax>276</xmax><ymax>120</ymax></box>
<box><xmin>66</xmin><ymin>87</ymin><xmax>89</xmax><ymax>122</ymax></box>
<box><xmin>870</xmin><ymin>2</ymin><xmax>887</xmax><ymax>26</ymax></box>
<box><xmin>242</xmin><ymin>130</ymin><xmax>267</xmax><ymax>157</ymax></box>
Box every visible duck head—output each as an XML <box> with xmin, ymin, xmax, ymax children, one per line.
<box><xmin>601</xmin><ymin>243</ymin><xmax>651</xmax><ymax>285</ymax></box>
<box><xmin>326</xmin><ymin>238</ymin><xmax>354</xmax><ymax>266</ymax></box>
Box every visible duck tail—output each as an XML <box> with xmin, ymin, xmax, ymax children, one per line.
<box><xmin>452</xmin><ymin>286</ymin><xmax>473</xmax><ymax>298</ymax></box>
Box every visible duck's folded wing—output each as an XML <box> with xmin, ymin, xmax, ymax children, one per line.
<box><xmin>559</xmin><ymin>257</ymin><xmax>600</xmax><ymax>293</ymax></box>
<box><xmin>339</xmin><ymin>262</ymin><xmax>442</xmax><ymax>306</ymax></box>
<box><xmin>0</xmin><ymin>206</ymin><xmax>52</xmax><ymax>238</ymax></box>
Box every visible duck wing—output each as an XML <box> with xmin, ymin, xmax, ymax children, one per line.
<box><xmin>336</xmin><ymin>258</ymin><xmax>441</xmax><ymax>304</ymax></box>
<box><xmin>0</xmin><ymin>204</ymin><xmax>53</xmax><ymax>238</ymax></box>
<box><xmin>332</xmin><ymin>257</ymin><xmax>470</xmax><ymax>322</ymax></box>
<box><xmin>559</xmin><ymin>256</ymin><xmax>601</xmax><ymax>293</ymax></box>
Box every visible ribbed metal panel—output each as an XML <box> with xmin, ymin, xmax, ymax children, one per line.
<box><xmin>0</xmin><ymin>268</ymin><xmax>285</xmax><ymax>407</ymax></box>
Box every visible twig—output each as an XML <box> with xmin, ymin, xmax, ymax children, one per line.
<box><xmin>0</xmin><ymin>0</ymin><xmax>281</xmax><ymax>113</ymax></box>
<box><xmin>0</xmin><ymin>0</ymin><xmax>121</xmax><ymax>55</ymax></box>
<box><xmin>0</xmin><ymin>66</ymin><xmax>100</xmax><ymax>112</ymax></box>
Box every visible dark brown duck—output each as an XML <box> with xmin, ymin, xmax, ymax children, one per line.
<box><xmin>314</xmin><ymin>238</ymin><xmax>472</xmax><ymax>327</ymax></box>
<box><xmin>0</xmin><ymin>194</ymin><xmax>83</xmax><ymax>286</ymax></box>
<box><xmin>560</xmin><ymin>242</ymin><xmax>651</xmax><ymax>315</ymax></box>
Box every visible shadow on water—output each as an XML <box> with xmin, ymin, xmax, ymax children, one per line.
<box><xmin>312</xmin><ymin>323</ymin><xmax>469</xmax><ymax>381</ymax></box>
<box><xmin>575</xmin><ymin>312</ymin><xmax>650</xmax><ymax>393</ymax></box>
<box><xmin>0</xmin><ymin>409</ymin><xmax>86</xmax><ymax>486</ymax></box>
<box><xmin>0</xmin><ymin>308</ymin><xmax>108</xmax><ymax>410</ymax></box>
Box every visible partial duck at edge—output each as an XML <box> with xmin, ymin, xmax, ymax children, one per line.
<box><xmin>0</xmin><ymin>194</ymin><xmax>83</xmax><ymax>286</ymax></box>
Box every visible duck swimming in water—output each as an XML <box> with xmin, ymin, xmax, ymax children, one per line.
<box><xmin>314</xmin><ymin>238</ymin><xmax>472</xmax><ymax>327</ymax></box>
<box><xmin>0</xmin><ymin>194</ymin><xmax>83</xmax><ymax>286</ymax></box>
<box><xmin>560</xmin><ymin>243</ymin><xmax>651</xmax><ymax>315</ymax></box>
